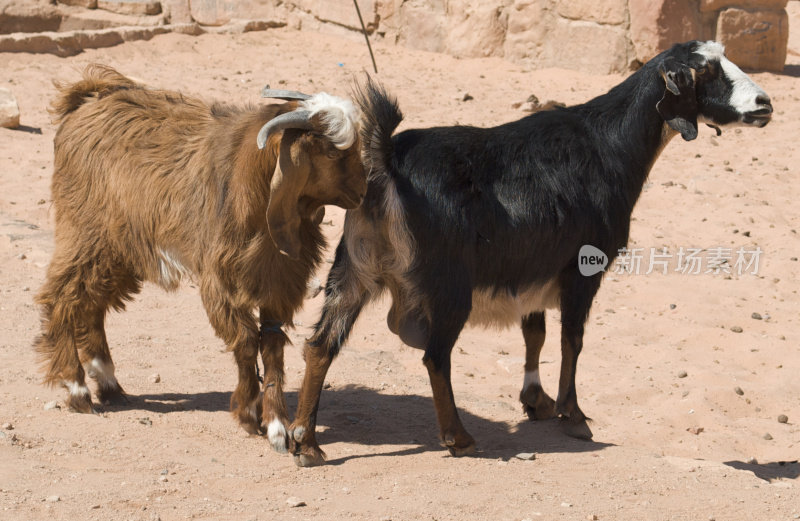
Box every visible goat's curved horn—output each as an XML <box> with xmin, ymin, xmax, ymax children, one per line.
<box><xmin>261</xmin><ymin>87</ymin><xmax>312</xmax><ymax>101</ymax></box>
<box><xmin>257</xmin><ymin>110</ymin><xmax>314</xmax><ymax>149</ymax></box>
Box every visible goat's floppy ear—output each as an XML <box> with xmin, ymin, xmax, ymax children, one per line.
<box><xmin>267</xmin><ymin>134</ymin><xmax>310</xmax><ymax>259</ymax></box>
<box><xmin>656</xmin><ymin>58</ymin><xmax>698</xmax><ymax>141</ymax></box>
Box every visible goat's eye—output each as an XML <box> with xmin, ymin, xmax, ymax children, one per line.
<box><xmin>696</xmin><ymin>67</ymin><xmax>708</xmax><ymax>76</ymax></box>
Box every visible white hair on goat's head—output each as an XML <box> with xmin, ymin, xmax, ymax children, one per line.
<box><xmin>692</xmin><ymin>40</ymin><xmax>771</xmax><ymax>122</ymax></box>
<box><xmin>694</xmin><ymin>40</ymin><xmax>725</xmax><ymax>61</ymax></box>
<box><xmin>301</xmin><ymin>93</ymin><xmax>361</xmax><ymax>150</ymax></box>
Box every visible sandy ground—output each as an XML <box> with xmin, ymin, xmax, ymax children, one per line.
<box><xmin>1</xmin><ymin>12</ymin><xmax>799</xmax><ymax>521</ymax></box>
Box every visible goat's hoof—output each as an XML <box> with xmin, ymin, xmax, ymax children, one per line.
<box><xmin>97</xmin><ymin>385</ymin><xmax>129</xmax><ymax>406</ymax></box>
<box><xmin>521</xmin><ymin>389</ymin><xmax>557</xmax><ymax>421</ymax></box>
<box><xmin>265</xmin><ymin>418</ymin><xmax>290</xmax><ymax>454</ymax></box>
<box><xmin>560</xmin><ymin>417</ymin><xmax>593</xmax><ymax>440</ymax></box>
<box><xmin>442</xmin><ymin>434</ymin><xmax>476</xmax><ymax>457</ymax></box>
<box><xmin>446</xmin><ymin>443</ymin><xmax>477</xmax><ymax>457</ymax></box>
<box><xmin>293</xmin><ymin>450</ymin><xmax>327</xmax><ymax>467</ymax></box>
<box><xmin>65</xmin><ymin>394</ymin><xmax>95</xmax><ymax>414</ymax></box>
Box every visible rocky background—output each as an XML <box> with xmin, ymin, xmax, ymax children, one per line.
<box><xmin>0</xmin><ymin>0</ymin><xmax>793</xmax><ymax>75</ymax></box>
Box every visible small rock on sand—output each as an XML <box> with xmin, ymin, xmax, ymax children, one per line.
<box><xmin>778</xmin><ymin>414</ymin><xmax>789</xmax><ymax>424</ymax></box>
<box><xmin>286</xmin><ymin>496</ymin><xmax>306</xmax><ymax>507</ymax></box>
<box><xmin>734</xmin><ymin>386</ymin><xmax>744</xmax><ymax>396</ymax></box>
<box><xmin>43</xmin><ymin>401</ymin><xmax>60</xmax><ymax>411</ymax></box>
<box><xmin>730</xmin><ymin>326</ymin><xmax>743</xmax><ymax>333</ymax></box>
<box><xmin>150</xmin><ymin>373</ymin><xmax>161</xmax><ymax>383</ymax></box>
<box><xmin>515</xmin><ymin>452</ymin><xmax>536</xmax><ymax>461</ymax></box>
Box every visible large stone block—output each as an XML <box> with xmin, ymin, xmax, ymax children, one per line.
<box><xmin>445</xmin><ymin>0</ymin><xmax>507</xmax><ymax>58</ymax></box>
<box><xmin>542</xmin><ymin>19</ymin><xmax>630</xmax><ymax>74</ymax></box>
<box><xmin>699</xmin><ymin>0</ymin><xmax>787</xmax><ymax>13</ymax></box>
<box><xmin>0</xmin><ymin>88</ymin><xmax>20</xmax><ymax>129</ymax></box>
<box><xmin>58</xmin><ymin>0</ymin><xmax>99</xmax><ymax>8</ymax></box>
<box><xmin>162</xmin><ymin>0</ymin><xmax>192</xmax><ymax>23</ymax></box>
<box><xmin>504</xmin><ymin>0</ymin><xmax>553</xmax><ymax>62</ymax></box>
<box><xmin>97</xmin><ymin>0</ymin><xmax>162</xmax><ymax>16</ymax></box>
<box><xmin>289</xmin><ymin>0</ymin><xmax>377</xmax><ymax>31</ymax></box>
<box><xmin>716</xmin><ymin>7</ymin><xmax>788</xmax><ymax>71</ymax></box>
<box><xmin>190</xmin><ymin>0</ymin><xmax>229</xmax><ymax>26</ymax></box>
<box><xmin>394</xmin><ymin>1</ymin><xmax>446</xmax><ymax>53</ymax></box>
<box><xmin>556</xmin><ymin>0</ymin><xmax>626</xmax><ymax>25</ymax></box>
<box><xmin>629</xmin><ymin>0</ymin><xmax>703</xmax><ymax>65</ymax></box>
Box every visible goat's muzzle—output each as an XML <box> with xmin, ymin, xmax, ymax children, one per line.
<box><xmin>744</xmin><ymin>96</ymin><xmax>773</xmax><ymax>127</ymax></box>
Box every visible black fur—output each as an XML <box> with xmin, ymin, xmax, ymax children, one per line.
<box><xmin>307</xmin><ymin>41</ymin><xmax>771</xmax><ymax>445</ymax></box>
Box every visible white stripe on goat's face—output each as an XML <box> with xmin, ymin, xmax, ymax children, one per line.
<box><xmin>693</xmin><ymin>41</ymin><xmax>772</xmax><ymax>128</ymax></box>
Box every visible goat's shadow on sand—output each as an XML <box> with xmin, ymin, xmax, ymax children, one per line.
<box><xmin>723</xmin><ymin>460</ymin><xmax>800</xmax><ymax>482</ymax></box>
<box><xmin>110</xmin><ymin>384</ymin><xmax>613</xmax><ymax>461</ymax></box>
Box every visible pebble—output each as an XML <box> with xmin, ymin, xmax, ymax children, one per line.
<box><xmin>677</xmin><ymin>370</ymin><xmax>688</xmax><ymax>378</ymax></box>
<box><xmin>669</xmin><ymin>303</ymin><xmax>676</xmax><ymax>310</ymax></box>
<box><xmin>158</xmin><ymin>475</ymin><xmax>168</xmax><ymax>482</ymax></box>
<box><xmin>18</xmin><ymin>253</ymin><xmax>27</xmax><ymax>260</ymax></box>
<box><xmin>734</xmin><ymin>386</ymin><xmax>744</xmax><ymax>396</ymax></box>
<box><xmin>90</xmin><ymin>504</ymin><xmax>100</xmax><ymax>510</ymax></box>
<box><xmin>588</xmin><ymin>516</ymin><xmax>598</xmax><ymax>521</ymax></box>
<box><xmin>778</xmin><ymin>414</ymin><xmax>789</xmax><ymax>424</ymax></box>
<box><xmin>45</xmin><ymin>495</ymin><xmax>60</xmax><ymax>503</ymax></box>
<box><xmin>561</xmin><ymin>502</ymin><xmax>572</xmax><ymax>508</ymax></box>
<box><xmin>462</xmin><ymin>93</ymin><xmax>474</xmax><ymax>102</ymax></box>
<box><xmin>286</xmin><ymin>496</ymin><xmax>306</xmax><ymax>507</ymax></box>
<box><xmin>751</xmin><ymin>312</ymin><xmax>762</xmax><ymax>320</ymax></box>
<box><xmin>138</xmin><ymin>417</ymin><xmax>152</xmax><ymax>426</ymax></box>
<box><xmin>43</xmin><ymin>401</ymin><xmax>60</xmax><ymax>411</ymax></box>
<box><xmin>515</xmin><ymin>452</ymin><xmax>536</xmax><ymax>461</ymax></box>
<box><xmin>2</xmin><ymin>423</ymin><xmax>12</xmax><ymax>430</ymax></box>
<box><xmin>747</xmin><ymin>457</ymin><xmax>758</xmax><ymax>465</ymax></box>
<box><xmin>730</xmin><ymin>326</ymin><xmax>743</xmax><ymax>333</ymax></box>
<box><xmin>150</xmin><ymin>373</ymin><xmax>161</xmax><ymax>384</ymax></box>
<box><xmin>763</xmin><ymin>433</ymin><xmax>773</xmax><ymax>440</ymax></box>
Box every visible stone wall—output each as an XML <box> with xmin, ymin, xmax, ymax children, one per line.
<box><xmin>3</xmin><ymin>0</ymin><xmax>790</xmax><ymax>71</ymax></box>
<box><xmin>274</xmin><ymin>0</ymin><xmax>790</xmax><ymax>72</ymax></box>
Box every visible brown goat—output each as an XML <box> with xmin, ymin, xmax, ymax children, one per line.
<box><xmin>34</xmin><ymin>65</ymin><xmax>366</xmax><ymax>452</ymax></box>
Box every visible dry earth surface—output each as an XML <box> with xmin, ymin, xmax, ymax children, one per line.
<box><xmin>1</xmin><ymin>8</ymin><xmax>800</xmax><ymax>521</ymax></box>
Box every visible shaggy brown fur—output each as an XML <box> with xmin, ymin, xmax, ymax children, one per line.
<box><xmin>35</xmin><ymin>65</ymin><xmax>366</xmax><ymax>449</ymax></box>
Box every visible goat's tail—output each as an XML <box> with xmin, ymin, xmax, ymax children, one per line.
<box><xmin>353</xmin><ymin>75</ymin><xmax>403</xmax><ymax>183</ymax></box>
<box><xmin>50</xmin><ymin>64</ymin><xmax>137</xmax><ymax>122</ymax></box>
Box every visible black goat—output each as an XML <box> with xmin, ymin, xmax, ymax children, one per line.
<box><xmin>287</xmin><ymin>41</ymin><xmax>773</xmax><ymax>466</ymax></box>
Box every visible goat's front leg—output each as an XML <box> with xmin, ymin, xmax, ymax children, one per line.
<box><xmin>289</xmin><ymin>240</ymin><xmax>372</xmax><ymax>466</ymax></box>
<box><xmin>289</xmin><ymin>341</ymin><xmax>333</xmax><ymax>467</ymax></box>
<box><xmin>520</xmin><ymin>311</ymin><xmax>557</xmax><ymax>421</ymax></box>
<box><xmin>259</xmin><ymin>314</ymin><xmax>290</xmax><ymax>453</ymax></box>
<box><xmin>556</xmin><ymin>274</ymin><xmax>598</xmax><ymax>440</ymax></box>
<box><xmin>423</xmin><ymin>353</ymin><xmax>475</xmax><ymax>456</ymax></box>
<box><xmin>201</xmin><ymin>281</ymin><xmax>262</xmax><ymax>435</ymax></box>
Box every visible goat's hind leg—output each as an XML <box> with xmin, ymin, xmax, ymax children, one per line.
<box><xmin>519</xmin><ymin>311</ymin><xmax>557</xmax><ymax>421</ymax></box>
<box><xmin>259</xmin><ymin>313</ymin><xmax>291</xmax><ymax>453</ymax></box>
<box><xmin>34</xmin><ymin>251</ymin><xmax>95</xmax><ymax>413</ymax></box>
<box><xmin>78</xmin><ymin>312</ymin><xmax>126</xmax><ymax>405</ymax></box>
<box><xmin>76</xmin><ymin>259</ymin><xmax>141</xmax><ymax>405</ymax></box>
